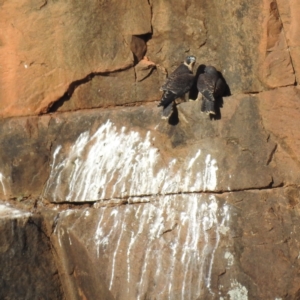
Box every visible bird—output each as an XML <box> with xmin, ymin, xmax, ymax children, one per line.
<box><xmin>196</xmin><ymin>66</ymin><xmax>225</xmax><ymax>115</ymax></box>
<box><xmin>158</xmin><ymin>56</ymin><xmax>196</xmax><ymax>118</ymax></box>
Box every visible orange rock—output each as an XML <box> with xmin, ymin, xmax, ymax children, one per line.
<box><xmin>258</xmin><ymin>0</ymin><xmax>295</xmax><ymax>88</ymax></box>
<box><xmin>277</xmin><ymin>0</ymin><xmax>300</xmax><ymax>82</ymax></box>
<box><xmin>0</xmin><ymin>0</ymin><xmax>151</xmax><ymax>117</ymax></box>
<box><xmin>258</xmin><ymin>86</ymin><xmax>300</xmax><ymax>184</ymax></box>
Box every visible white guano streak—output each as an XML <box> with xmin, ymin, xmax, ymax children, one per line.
<box><xmin>94</xmin><ymin>194</ymin><xmax>231</xmax><ymax>299</ymax></box>
<box><xmin>0</xmin><ymin>173</ymin><xmax>7</xmax><ymax>196</ymax></box>
<box><xmin>45</xmin><ymin>120</ymin><xmax>219</xmax><ymax>202</ymax></box>
<box><xmin>228</xmin><ymin>280</ymin><xmax>248</xmax><ymax>300</ymax></box>
<box><xmin>0</xmin><ymin>204</ymin><xmax>31</xmax><ymax>218</ymax></box>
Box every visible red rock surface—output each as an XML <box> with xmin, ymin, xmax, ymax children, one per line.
<box><xmin>1</xmin><ymin>0</ymin><xmax>300</xmax><ymax>299</ymax></box>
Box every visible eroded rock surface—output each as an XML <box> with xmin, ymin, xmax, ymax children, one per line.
<box><xmin>1</xmin><ymin>0</ymin><xmax>298</xmax><ymax>118</ymax></box>
<box><xmin>48</xmin><ymin>188</ymin><xmax>300</xmax><ymax>299</ymax></box>
<box><xmin>1</xmin><ymin>0</ymin><xmax>300</xmax><ymax>299</ymax></box>
<box><xmin>0</xmin><ymin>202</ymin><xmax>63</xmax><ymax>299</ymax></box>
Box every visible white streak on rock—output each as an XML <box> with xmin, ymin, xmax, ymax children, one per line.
<box><xmin>68</xmin><ymin>231</ymin><xmax>72</xmax><ymax>245</ymax></box>
<box><xmin>228</xmin><ymin>280</ymin><xmax>248</xmax><ymax>300</ymax></box>
<box><xmin>91</xmin><ymin>194</ymin><xmax>232</xmax><ymax>299</ymax></box>
<box><xmin>0</xmin><ymin>204</ymin><xmax>31</xmax><ymax>218</ymax></box>
<box><xmin>206</xmin><ymin>201</ymin><xmax>230</xmax><ymax>295</ymax></box>
<box><xmin>44</xmin><ymin>120</ymin><xmax>219</xmax><ymax>202</ymax></box>
<box><xmin>224</xmin><ymin>251</ymin><xmax>234</xmax><ymax>267</ymax></box>
<box><xmin>127</xmin><ymin>205</ymin><xmax>150</xmax><ymax>286</ymax></box>
<box><xmin>109</xmin><ymin>207</ymin><xmax>129</xmax><ymax>290</ymax></box>
<box><xmin>137</xmin><ymin>204</ymin><xmax>162</xmax><ymax>300</ymax></box>
<box><xmin>0</xmin><ymin>173</ymin><xmax>7</xmax><ymax>196</ymax></box>
<box><xmin>203</xmin><ymin>155</ymin><xmax>218</xmax><ymax>191</ymax></box>
<box><xmin>94</xmin><ymin>207</ymin><xmax>107</xmax><ymax>259</ymax></box>
<box><xmin>187</xmin><ymin>149</ymin><xmax>201</xmax><ymax>170</ymax></box>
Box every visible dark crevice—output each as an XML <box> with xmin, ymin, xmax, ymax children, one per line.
<box><xmin>47</xmin><ymin>99</ymin><xmax>159</xmax><ymax>116</ymax></box>
<box><xmin>136</xmin><ymin>65</ymin><xmax>156</xmax><ymax>82</ymax></box>
<box><xmin>47</xmin><ymin>73</ymin><xmax>95</xmax><ymax>113</ymax></box>
<box><xmin>46</xmin><ymin>66</ymin><xmax>133</xmax><ymax>113</ymax></box>
<box><xmin>130</xmin><ymin>33</ymin><xmax>152</xmax><ymax>64</ymax></box>
<box><xmin>38</xmin><ymin>0</ymin><xmax>47</xmax><ymax>10</ymax></box>
<box><xmin>49</xmin><ymin>183</ymin><xmax>286</xmax><ymax>207</ymax></box>
<box><xmin>28</xmin><ymin>216</ymin><xmax>51</xmax><ymax>241</ymax></box>
<box><xmin>161</xmin><ymin>223</ymin><xmax>178</xmax><ymax>236</ymax></box>
<box><xmin>242</xmin><ymin>91</ymin><xmax>261</xmax><ymax>95</ymax></box>
<box><xmin>266</xmin><ymin>143</ymin><xmax>278</xmax><ymax>165</ymax></box>
<box><xmin>147</xmin><ymin>0</ymin><xmax>153</xmax><ymax>33</ymax></box>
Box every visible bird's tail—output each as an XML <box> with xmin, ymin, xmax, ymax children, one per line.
<box><xmin>201</xmin><ymin>98</ymin><xmax>216</xmax><ymax>115</ymax></box>
<box><xmin>157</xmin><ymin>90</ymin><xmax>176</xmax><ymax>108</ymax></box>
<box><xmin>161</xmin><ymin>102</ymin><xmax>174</xmax><ymax>119</ymax></box>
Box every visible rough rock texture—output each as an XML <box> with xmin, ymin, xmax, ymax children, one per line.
<box><xmin>1</xmin><ymin>0</ymin><xmax>300</xmax><ymax>299</ymax></box>
<box><xmin>1</xmin><ymin>0</ymin><xmax>299</xmax><ymax>118</ymax></box>
<box><xmin>276</xmin><ymin>0</ymin><xmax>300</xmax><ymax>82</ymax></box>
<box><xmin>42</xmin><ymin>96</ymin><xmax>278</xmax><ymax>203</ymax></box>
<box><xmin>0</xmin><ymin>0</ymin><xmax>151</xmax><ymax>117</ymax></box>
<box><xmin>0</xmin><ymin>202</ymin><xmax>63</xmax><ymax>299</ymax></box>
<box><xmin>50</xmin><ymin>188</ymin><xmax>300</xmax><ymax>299</ymax></box>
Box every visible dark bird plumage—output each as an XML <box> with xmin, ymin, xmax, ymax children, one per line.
<box><xmin>158</xmin><ymin>56</ymin><xmax>196</xmax><ymax>118</ymax></box>
<box><xmin>196</xmin><ymin>66</ymin><xmax>225</xmax><ymax>115</ymax></box>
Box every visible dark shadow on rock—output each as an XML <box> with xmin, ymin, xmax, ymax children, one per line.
<box><xmin>131</xmin><ymin>33</ymin><xmax>152</xmax><ymax>64</ymax></box>
<box><xmin>47</xmin><ymin>73</ymin><xmax>96</xmax><ymax>112</ymax></box>
<box><xmin>218</xmin><ymin>71</ymin><xmax>231</xmax><ymax>97</ymax></box>
<box><xmin>47</xmin><ymin>72</ymin><xmax>114</xmax><ymax>113</ymax></box>
<box><xmin>210</xmin><ymin>70</ymin><xmax>231</xmax><ymax>120</ymax></box>
<box><xmin>168</xmin><ymin>103</ymin><xmax>179</xmax><ymax>126</ymax></box>
<box><xmin>209</xmin><ymin>98</ymin><xmax>223</xmax><ymax>120</ymax></box>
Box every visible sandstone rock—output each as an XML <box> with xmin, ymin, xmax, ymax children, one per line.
<box><xmin>259</xmin><ymin>0</ymin><xmax>295</xmax><ymax>88</ymax></box>
<box><xmin>148</xmin><ymin>0</ymin><xmax>262</xmax><ymax>94</ymax></box>
<box><xmin>1</xmin><ymin>0</ymin><xmax>299</xmax><ymax>118</ymax></box>
<box><xmin>135</xmin><ymin>58</ymin><xmax>157</xmax><ymax>82</ymax></box>
<box><xmin>276</xmin><ymin>0</ymin><xmax>300</xmax><ymax>82</ymax></box>
<box><xmin>0</xmin><ymin>91</ymin><xmax>294</xmax><ymax>201</ymax></box>
<box><xmin>53</xmin><ymin>60</ymin><xmax>162</xmax><ymax>112</ymax></box>
<box><xmin>1</xmin><ymin>1</ymin><xmax>300</xmax><ymax>298</ymax></box>
<box><xmin>130</xmin><ymin>36</ymin><xmax>148</xmax><ymax>62</ymax></box>
<box><xmin>42</xmin><ymin>95</ymin><xmax>277</xmax><ymax>203</ymax></box>
<box><xmin>0</xmin><ymin>116</ymin><xmax>51</xmax><ymax>200</ymax></box>
<box><xmin>48</xmin><ymin>188</ymin><xmax>300</xmax><ymax>299</ymax></box>
<box><xmin>0</xmin><ymin>202</ymin><xmax>63</xmax><ymax>299</ymax></box>
<box><xmin>0</xmin><ymin>0</ymin><xmax>151</xmax><ymax>117</ymax></box>
<box><xmin>258</xmin><ymin>86</ymin><xmax>300</xmax><ymax>185</ymax></box>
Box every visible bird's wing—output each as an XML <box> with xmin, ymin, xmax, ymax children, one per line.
<box><xmin>158</xmin><ymin>90</ymin><xmax>177</xmax><ymax>107</ymax></box>
<box><xmin>158</xmin><ymin>73</ymin><xmax>194</xmax><ymax>107</ymax></box>
<box><xmin>197</xmin><ymin>74</ymin><xmax>217</xmax><ymax>102</ymax></box>
<box><xmin>164</xmin><ymin>73</ymin><xmax>195</xmax><ymax>96</ymax></box>
<box><xmin>160</xmin><ymin>64</ymin><xmax>190</xmax><ymax>91</ymax></box>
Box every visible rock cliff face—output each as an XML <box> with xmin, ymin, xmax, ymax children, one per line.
<box><xmin>1</xmin><ymin>0</ymin><xmax>300</xmax><ymax>299</ymax></box>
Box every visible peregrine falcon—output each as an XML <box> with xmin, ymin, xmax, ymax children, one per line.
<box><xmin>196</xmin><ymin>66</ymin><xmax>224</xmax><ymax>115</ymax></box>
<box><xmin>158</xmin><ymin>56</ymin><xmax>196</xmax><ymax>118</ymax></box>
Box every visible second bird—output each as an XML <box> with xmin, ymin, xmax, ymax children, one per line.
<box><xmin>158</xmin><ymin>56</ymin><xmax>196</xmax><ymax>118</ymax></box>
<box><xmin>196</xmin><ymin>66</ymin><xmax>224</xmax><ymax>115</ymax></box>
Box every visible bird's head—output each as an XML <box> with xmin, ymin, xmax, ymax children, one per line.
<box><xmin>204</xmin><ymin>66</ymin><xmax>218</xmax><ymax>75</ymax></box>
<box><xmin>184</xmin><ymin>56</ymin><xmax>196</xmax><ymax>70</ymax></box>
